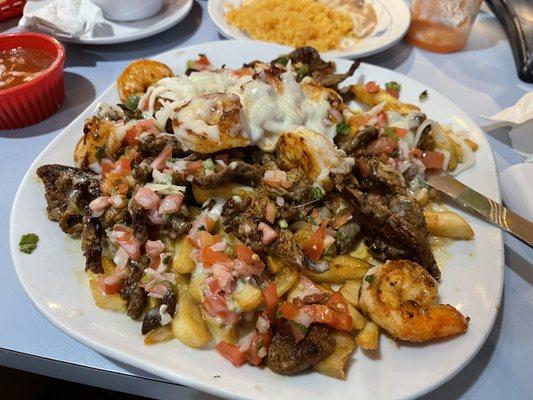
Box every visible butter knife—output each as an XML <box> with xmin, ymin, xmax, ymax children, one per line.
<box><xmin>426</xmin><ymin>170</ymin><xmax>533</xmax><ymax>247</ymax></box>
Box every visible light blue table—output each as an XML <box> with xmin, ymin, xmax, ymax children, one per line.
<box><xmin>1</xmin><ymin>2</ymin><xmax>532</xmax><ymax>398</ymax></box>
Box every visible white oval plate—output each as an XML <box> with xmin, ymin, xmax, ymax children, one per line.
<box><xmin>207</xmin><ymin>0</ymin><xmax>410</xmax><ymax>58</ymax></box>
<box><xmin>10</xmin><ymin>40</ymin><xmax>503</xmax><ymax>400</ymax></box>
<box><xmin>23</xmin><ymin>0</ymin><xmax>193</xmax><ymax>45</ymax></box>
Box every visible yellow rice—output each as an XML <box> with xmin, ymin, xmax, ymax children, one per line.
<box><xmin>226</xmin><ymin>0</ymin><xmax>354</xmax><ymax>52</ymax></box>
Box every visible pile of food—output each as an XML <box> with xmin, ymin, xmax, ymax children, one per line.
<box><xmin>37</xmin><ymin>47</ymin><xmax>477</xmax><ymax>380</ymax></box>
<box><xmin>226</xmin><ymin>0</ymin><xmax>377</xmax><ymax>52</ymax></box>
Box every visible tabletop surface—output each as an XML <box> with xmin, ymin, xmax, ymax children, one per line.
<box><xmin>1</xmin><ymin>1</ymin><xmax>532</xmax><ymax>399</ymax></box>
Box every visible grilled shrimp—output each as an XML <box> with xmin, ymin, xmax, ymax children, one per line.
<box><xmin>359</xmin><ymin>260</ymin><xmax>468</xmax><ymax>342</ymax></box>
<box><xmin>172</xmin><ymin>93</ymin><xmax>250</xmax><ymax>154</ymax></box>
<box><xmin>117</xmin><ymin>60</ymin><xmax>174</xmax><ymax>102</ymax></box>
<box><xmin>275</xmin><ymin>127</ymin><xmax>354</xmax><ymax>191</ymax></box>
<box><xmin>75</xmin><ymin>117</ymin><xmax>124</xmax><ymax>169</ymax></box>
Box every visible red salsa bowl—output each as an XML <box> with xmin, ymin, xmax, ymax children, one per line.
<box><xmin>0</xmin><ymin>32</ymin><xmax>65</xmax><ymax>130</ymax></box>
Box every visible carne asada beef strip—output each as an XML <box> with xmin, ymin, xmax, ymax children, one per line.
<box><xmin>354</xmin><ymin>156</ymin><xmax>406</xmax><ymax>195</ymax></box>
<box><xmin>120</xmin><ymin>256</ymin><xmax>148</xmax><ymax>320</ymax></box>
<box><xmin>193</xmin><ymin>160</ymin><xmax>263</xmax><ymax>189</ymax></box>
<box><xmin>335</xmin><ymin>126</ymin><xmax>379</xmax><ymax>154</ymax></box>
<box><xmin>267</xmin><ymin>323</ymin><xmax>335</xmax><ymax>375</ymax></box>
<box><xmin>81</xmin><ymin>217</ymin><xmax>103</xmax><ymax>273</ymax></box>
<box><xmin>36</xmin><ymin>164</ymin><xmax>102</xmax><ymax>234</ymax></box>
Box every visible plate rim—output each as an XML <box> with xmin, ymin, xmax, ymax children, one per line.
<box><xmin>206</xmin><ymin>0</ymin><xmax>411</xmax><ymax>58</ymax></box>
<box><xmin>9</xmin><ymin>39</ymin><xmax>504</xmax><ymax>400</ymax></box>
<box><xmin>22</xmin><ymin>0</ymin><xmax>194</xmax><ymax>45</ymax></box>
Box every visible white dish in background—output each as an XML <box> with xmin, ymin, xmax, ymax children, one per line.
<box><xmin>90</xmin><ymin>0</ymin><xmax>164</xmax><ymax>22</ymax></box>
<box><xmin>499</xmin><ymin>163</ymin><xmax>533</xmax><ymax>221</ymax></box>
<box><xmin>207</xmin><ymin>0</ymin><xmax>410</xmax><ymax>58</ymax></box>
<box><xmin>23</xmin><ymin>0</ymin><xmax>193</xmax><ymax>45</ymax></box>
<box><xmin>10</xmin><ymin>40</ymin><xmax>503</xmax><ymax>400</ymax></box>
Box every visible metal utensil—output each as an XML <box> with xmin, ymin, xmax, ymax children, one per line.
<box><xmin>426</xmin><ymin>170</ymin><xmax>533</xmax><ymax>247</ymax></box>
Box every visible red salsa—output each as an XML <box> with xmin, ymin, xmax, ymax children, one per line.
<box><xmin>0</xmin><ymin>47</ymin><xmax>55</xmax><ymax>91</ymax></box>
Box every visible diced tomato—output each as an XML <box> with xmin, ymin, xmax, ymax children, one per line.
<box><xmin>197</xmin><ymin>54</ymin><xmax>210</xmax><ymax>66</ymax></box>
<box><xmin>302</xmin><ymin>304</ymin><xmax>353</xmax><ymax>332</ymax></box>
<box><xmin>287</xmin><ymin>320</ymin><xmax>307</xmax><ymax>342</ymax></box>
<box><xmin>215</xmin><ymin>341</ymin><xmax>247</xmax><ymax>367</ymax></box>
<box><xmin>203</xmin><ymin>216</ymin><xmax>216</xmax><ymax>233</ymax></box>
<box><xmin>258</xmin><ymin>222</ymin><xmax>278</xmax><ymax>245</ymax></box>
<box><xmin>101</xmin><ymin>159</ymin><xmax>115</xmax><ymax>174</ymax></box>
<box><xmin>365</xmin><ymin>81</ymin><xmax>380</xmax><ymax>93</ymax></box>
<box><xmin>247</xmin><ymin>330</ymin><xmax>272</xmax><ymax>366</ymax></box>
<box><xmin>325</xmin><ymin>292</ymin><xmax>349</xmax><ymax>313</ymax></box>
<box><xmin>304</xmin><ymin>223</ymin><xmax>327</xmax><ymax>262</ymax></box>
<box><xmin>198</xmin><ymin>231</ymin><xmax>217</xmax><ymax>249</ymax></box>
<box><xmin>134</xmin><ymin>186</ymin><xmax>160</xmax><ymax>210</ymax></box>
<box><xmin>279</xmin><ymin>302</ymin><xmax>300</xmax><ymax>320</ymax></box>
<box><xmin>233</xmin><ymin>68</ymin><xmax>254</xmax><ymax>78</ymax></box>
<box><xmin>123</xmin><ymin>126</ymin><xmax>139</xmax><ymax>146</ymax></box>
<box><xmin>98</xmin><ymin>274</ymin><xmax>122</xmax><ymax>295</ymax></box>
<box><xmin>385</xmin><ymin>88</ymin><xmax>399</xmax><ymax>99</ymax></box>
<box><xmin>366</xmin><ymin>136</ymin><xmax>398</xmax><ymax>156</ymax></box>
<box><xmin>111</xmin><ymin>225</ymin><xmax>142</xmax><ymax>261</ymax></box>
<box><xmin>145</xmin><ymin>240</ymin><xmax>165</xmax><ymax>259</ymax></box>
<box><xmin>113</xmin><ymin>157</ymin><xmax>132</xmax><ymax>175</ymax></box>
<box><xmin>203</xmin><ymin>293</ymin><xmax>240</xmax><ymax>324</ymax></box>
<box><xmin>395</xmin><ymin>128</ymin><xmax>408</xmax><ymax>137</ymax></box>
<box><xmin>263</xmin><ymin>170</ymin><xmax>293</xmax><ymax>189</ymax></box>
<box><xmin>211</xmin><ymin>262</ymin><xmax>234</xmax><ymax>293</ymax></box>
<box><xmin>206</xmin><ymin>276</ymin><xmax>222</xmax><ymax>294</ymax></box>
<box><xmin>422</xmin><ymin>151</ymin><xmax>445</xmax><ymax>170</ymax></box>
<box><xmin>184</xmin><ymin>160</ymin><xmax>204</xmax><ymax>174</ymax></box>
<box><xmin>235</xmin><ymin>244</ymin><xmax>254</xmax><ymax>264</ymax></box>
<box><xmin>202</xmin><ymin>247</ymin><xmax>232</xmax><ymax>267</ymax></box>
<box><xmin>151</xmin><ymin>144</ymin><xmax>173</xmax><ymax>171</ymax></box>
<box><xmin>376</xmin><ymin>111</ymin><xmax>388</xmax><ymax>128</ymax></box>
<box><xmin>263</xmin><ymin>282</ymin><xmax>279</xmax><ymax>321</ymax></box>
<box><xmin>159</xmin><ymin>193</ymin><xmax>184</xmax><ymax>214</ymax></box>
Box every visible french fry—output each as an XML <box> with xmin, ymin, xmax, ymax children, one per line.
<box><xmin>188</xmin><ymin>272</ymin><xmax>205</xmax><ymax>303</ymax></box>
<box><xmin>229</xmin><ymin>282</ymin><xmax>263</xmax><ymax>313</ymax></box>
<box><xmin>465</xmin><ymin>138</ymin><xmax>478</xmax><ymax>152</ymax></box>
<box><xmin>303</xmin><ymin>256</ymin><xmax>371</xmax><ymax>283</ymax></box>
<box><xmin>339</xmin><ymin>280</ymin><xmax>362</xmax><ymax>307</ymax></box>
<box><xmin>266</xmin><ymin>255</ymin><xmax>284</xmax><ymax>274</ymax></box>
<box><xmin>287</xmin><ymin>275</ymin><xmax>327</xmax><ymax>302</ymax></box>
<box><xmin>202</xmin><ymin>311</ymin><xmax>239</xmax><ymax>344</ymax></box>
<box><xmin>347</xmin><ymin>302</ymin><xmax>367</xmax><ymax>331</ymax></box>
<box><xmin>293</xmin><ymin>225</ymin><xmax>314</xmax><ymax>248</ymax></box>
<box><xmin>275</xmin><ymin>266</ymin><xmax>299</xmax><ymax>296</ymax></box>
<box><xmin>88</xmin><ymin>277</ymin><xmax>126</xmax><ymax>312</ymax></box>
<box><xmin>192</xmin><ymin>183</ymin><xmax>255</xmax><ymax>204</ymax></box>
<box><xmin>314</xmin><ymin>332</ymin><xmax>357</xmax><ymax>380</ymax></box>
<box><xmin>172</xmin><ymin>284</ymin><xmax>211</xmax><ymax>348</ymax></box>
<box><xmin>144</xmin><ymin>325</ymin><xmax>174</xmax><ymax>345</ymax></box>
<box><xmin>424</xmin><ymin>210</ymin><xmax>474</xmax><ymax>240</ymax></box>
<box><xmin>351</xmin><ymin>84</ymin><xmax>420</xmax><ymax>114</ymax></box>
<box><xmin>172</xmin><ymin>236</ymin><xmax>196</xmax><ymax>273</ymax></box>
<box><xmin>101</xmin><ymin>257</ymin><xmax>115</xmax><ymax>275</ymax></box>
<box><xmin>356</xmin><ymin>321</ymin><xmax>379</xmax><ymax>350</ymax></box>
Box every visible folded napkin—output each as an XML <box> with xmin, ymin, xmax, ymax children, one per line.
<box><xmin>482</xmin><ymin>92</ymin><xmax>533</xmax><ymax>162</ymax></box>
<box><xmin>19</xmin><ymin>0</ymin><xmax>105</xmax><ymax>39</ymax></box>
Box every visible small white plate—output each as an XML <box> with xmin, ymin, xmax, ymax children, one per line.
<box><xmin>23</xmin><ymin>0</ymin><xmax>193</xmax><ymax>45</ymax></box>
<box><xmin>207</xmin><ymin>0</ymin><xmax>410</xmax><ymax>58</ymax></box>
<box><xmin>10</xmin><ymin>40</ymin><xmax>503</xmax><ymax>400</ymax></box>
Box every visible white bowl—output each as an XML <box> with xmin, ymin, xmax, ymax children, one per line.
<box><xmin>90</xmin><ymin>0</ymin><xmax>164</xmax><ymax>22</ymax></box>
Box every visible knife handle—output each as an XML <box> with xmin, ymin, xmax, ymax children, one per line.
<box><xmin>485</xmin><ymin>0</ymin><xmax>533</xmax><ymax>83</ymax></box>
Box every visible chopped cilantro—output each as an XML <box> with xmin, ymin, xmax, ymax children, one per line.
<box><xmin>419</xmin><ymin>90</ymin><xmax>429</xmax><ymax>101</ymax></box>
<box><xmin>336</xmin><ymin>121</ymin><xmax>351</xmax><ymax>135</ymax></box>
<box><xmin>186</xmin><ymin>59</ymin><xmax>195</xmax><ymax>69</ymax></box>
<box><xmin>275</xmin><ymin>310</ymin><xmax>282</xmax><ymax>319</ymax></box>
<box><xmin>202</xmin><ymin>158</ymin><xmax>216</xmax><ymax>171</ymax></box>
<box><xmin>273</xmin><ymin>56</ymin><xmax>289</xmax><ymax>66</ymax></box>
<box><xmin>19</xmin><ymin>233</ymin><xmax>39</xmax><ymax>254</ymax></box>
<box><xmin>337</xmin><ymin>230</ymin><xmax>345</xmax><ymax>241</ymax></box>
<box><xmin>278</xmin><ymin>219</ymin><xmax>288</xmax><ymax>229</ymax></box>
<box><xmin>364</xmin><ymin>274</ymin><xmax>375</xmax><ymax>284</ymax></box>
<box><xmin>311</xmin><ymin>185</ymin><xmax>324</xmax><ymax>200</ymax></box>
<box><xmin>296</xmin><ymin>64</ymin><xmax>310</xmax><ymax>81</ymax></box>
<box><xmin>95</xmin><ymin>146</ymin><xmax>106</xmax><ymax>161</ymax></box>
<box><xmin>256</xmin><ymin>338</ymin><xmax>264</xmax><ymax>350</ymax></box>
<box><xmin>384</xmin><ymin>127</ymin><xmax>399</xmax><ymax>141</ymax></box>
<box><xmin>294</xmin><ymin>321</ymin><xmax>308</xmax><ymax>335</ymax></box>
<box><xmin>124</xmin><ymin>95</ymin><xmax>140</xmax><ymax>111</ymax></box>
<box><xmin>385</xmin><ymin>81</ymin><xmax>401</xmax><ymax>92</ymax></box>
<box><xmin>162</xmin><ymin>255</ymin><xmax>171</xmax><ymax>265</ymax></box>
<box><xmin>198</xmin><ymin>225</ymin><xmax>206</xmax><ymax>231</ymax></box>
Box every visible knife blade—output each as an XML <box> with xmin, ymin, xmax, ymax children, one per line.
<box><xmin>426</xmin><ymin>170</ymin><xmax>533</xmax><ymax>247</ymax></box>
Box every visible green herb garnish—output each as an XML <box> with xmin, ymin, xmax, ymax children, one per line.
<box><xmin>273</xmin><ymin>56</ymin><xmax>289</xmax><ymax>66</ymax></box>
<box><xmin>364</xmin><ymin>274</ymin><xmax>375</xmax><ymax>284</ymax></box>
<box><xmin>124</xmin><ymin>95</ymin><xmax>140</xmax><ymax>111</ymax></box>
<box><xmin>385</xmin><ymin>81</ymin><xmax>401</xmax><ymax>92</ymax></box>
<box><xmin>202</xmin><ymin>158</ymin><xmax>216</xmax><ymax>171</ymax></box>
<box><xmin>198</xmin><ymin>225</ymin><xmax>206</xmax><ymax>231</ymax></box>
<box><xmin>293</xmin><ymin>321</ymin><xmax>308</xmax><ymax>335</ymax></box>
<box><xmin>419</xmin><ymin>90</ymin><xmax>429</xmax><ymax>101</ymax></box>
<box><xmin>296</xmin><ymin>64</ymin><xmax>310</xmax><ymax>81</ymax></box>
<box><xmin>278</xmin><ymin>219</ymin><xmax>288</xmax><ymax>229</ymax></box>
<box><xmin>384</xmin><ymin>127</ymin><xmax>399</xmax><ymax>141</ymax></box>
<box><xmin>336</xmin><ymin>121</ymin><xmax>351</xmax><ymax>135</ymax></box>
<box><xmin>186</xmin><ymin>59</ymin><xmax>195</xmax><ymax>69</ymax></box>
<box><xmin>95</xmin><ymin>146</ymin><xmax>106</xmax><ymax>161</ymax></box>
<box><xmin>256</xmin><ymin>339</ymin><xmax>264</xmax><ymax>350</ymax></box>
<box><xmin>311</xmin><ymin>185</ymin><xmax>324</xmax><ymax>200</ymax></box>
<box><xmin>163</xmin><ymin>255</ymin><xmax>171</xmax><ymax>265</ymax></box>
<box><xmin>19</xmin><ymin>233</ymin><xmax>39</xmax><ymax>254</ymax></box>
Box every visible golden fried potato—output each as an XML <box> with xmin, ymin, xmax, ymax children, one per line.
<box><xmin>188</xmin><ymin>272</ymin><xmax>206</xmax><ymax>304</ymax></box>
<box><xmin>202</xmin><ymin>311</ymin><xmax>239</xmax><ymax>344</ymax></box>
<box><xmin>314</xmin><ymin>331</ymin><xmax>357</xmax><ymax>380</ymax></box>
<box><xmin>172</xmin><ymin>285</ymin><xmax>211</xmax><ymax>348</ymax></box>
<box><xmin>266</xmin><ymin>255</ymin><xmax>284</xmax><ymax>274</ymax></box>
<box><xmin>346</xmin><ymin>302</ymin><xmax>367</xmax><ymax>331</ymax></box>
<box><xmin>192</xmin><ymin>183</ymin><xmax>256</xmax><ymax>204</ymax></box>
<box><xmin>144</xmin><ymin>325</ymin><xmax>174</xmax><ymax>345</ymax></box>
<box><xmin>230</xmin><ymin>282</ymin><xmax>263</xmax><ymax>313</ymax></box>
<box><xmin>172</xmin><ymin>236</ymin><xmax>196</xmax><ymax>274</ymax></box>
<box><xmin>303</xmin><ymin>256</ymin><xmax>371</xmax><ymax>283</ymax></box>
<box><xmin>351</xmin><ymin>84</ymin><xmax>419</xmax><ymax>114</ymax></box>
<box><xmin>88</xmin><ymin>277</ymin><xmax>126</xmax><ymax>312</ymax></box>
<box><xmin>117</xmin><ymin>59</ymin><xmax>174</xmax><ymax>102</ymax></box>
<box><xmin>339</xmin><ymin>280</ymin><xmax>362</xmax><ymax>307</ymax></box>
<box><xmin>275</xmin><ymin>266</ymin><xmax>299</xmax><ymax>296</ymax></box>
<box><xmin>356</xmin><ymin>321</ymin><xmax>379</xmax><ymax>350</ymax></box>
<box><xmin>424</xmin><ymin>210</ymin><xmax>474</xmax><ymax>240</ymax></box>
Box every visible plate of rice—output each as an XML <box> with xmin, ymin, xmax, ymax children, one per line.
<box><xmin>207</xmin><ymin>0</ymin><xmax>411</xmax><ymax>58</ymax></box>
